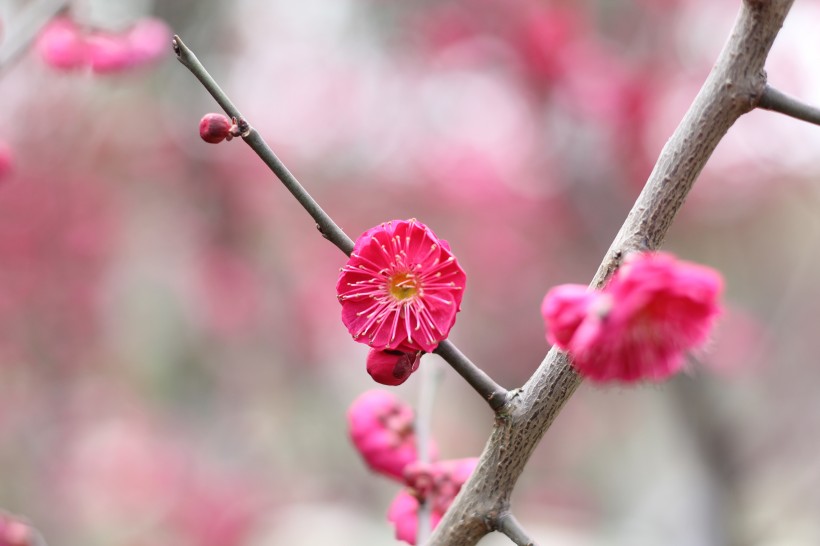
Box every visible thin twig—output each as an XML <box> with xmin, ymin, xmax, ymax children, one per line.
<box><xmin>757</xmin><ymin>85</ymin><xmax>820</xmax><ymax>127</ymax></box>
<box><xmin>0</xmin><ymin>0</ymin><xmax>70</xmax><ymax>75</ymax></box>
<box><xmin>172</xmin><ymin>36</ymin><xmax>355</xmax><ymax>255</ymax></box>
<box><xmin>497</xmin><ymin>513</ymin><xmax>537</xmax><ymax>546</ymax></box>
<box><xmin>172</xmin><ymin>35</ymin><xmax>510</xmax><ymax>411</ymax></box>
<box><xmin>415</xmin><ymin>364</ymin><xmax>443</xmax><ymax>544</ymax></box>
<box><xmin>434</xmin><ymin>341</ymin><xmax>508</xmax><ymax>412</ymax></box>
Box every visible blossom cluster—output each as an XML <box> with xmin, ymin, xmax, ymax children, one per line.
<box><xmin>337</xmin><ymin>220</ymin><xmax>466</xmax><ymax>385</ymax></box>
<box><xmin>347</xmin><ymin>390</ymin><xmax>477</xmax><ymax>544</ymax></box>
<box><xmin>36</xmin><ymin>17</ymin><xmax>170</xmax><ymax>74</ymax></box>
<box><xmin>541</xmin><ymin>252</ymin><xmax>723</xmax><ymax>383</ymax></box>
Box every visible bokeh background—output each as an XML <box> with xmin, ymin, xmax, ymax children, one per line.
<box><xmin>2</xmin><ymin>0</ymin><xmax>820</xmax><ymax>544</ymax></box>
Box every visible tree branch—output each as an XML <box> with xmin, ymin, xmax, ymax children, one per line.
<box><xmin>757</xmin><ymin>85</ymin><xmax>820</xmax><ymax>127</ymax></box>
<box><xmin>497</xmin><ymin>513</ymin><xmax>538</xmax><ymax>546</ymax></box>
<box><xmin>427</xmin><ymin>1</ymin><xmax>795</xmax><ymax>544</ymax></box>
<box><xmin>434</xmin><ymin>341</ymin><xmax>509</xmax><ymax>412</ymax></box>
<box><xmin>172</xmin><ymin>35</ymin><xmax>510</xmax><ymax>412</ymax></box>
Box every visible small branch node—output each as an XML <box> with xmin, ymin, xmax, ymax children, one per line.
<box><xmin>497</xmin><ymin>513</ymin><xmax>538</xmax><ymax>546</ymax></box>
<box><xmin>316</xmin><ymin>223</ymin><xmax>333</xmax><ymax>242</ymax></box>
<box><xmin>236</xmin><ymin>117</ymin><xmax>252</xmax><ymax>138</ymax></box>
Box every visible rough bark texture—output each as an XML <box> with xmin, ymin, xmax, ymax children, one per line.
<box><xmin>428</xmin><ymin>1</ymin><xmax>794</xmax><ymax>544</ymax></box>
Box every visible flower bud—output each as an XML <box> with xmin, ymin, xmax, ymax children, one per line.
<box><xmin>366</xmin><ymin>349</ymin><xmax>421</xmax><ymax>386</ymax></box>
<box><xmin>199</xmin><ymin>113</ymin><xmax>233</xmax><ymax>144</ymax></box>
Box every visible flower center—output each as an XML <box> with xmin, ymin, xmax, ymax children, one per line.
<box><xmin>387</xmin><ymin>271</ymin><xmax>419</xmax><ymax>301</ymax></box>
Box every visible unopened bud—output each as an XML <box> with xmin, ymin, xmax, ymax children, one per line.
<box><xmin>366</xmin><ymin>349</ymin><xmax>422</xmax><ymax>386</ymax></box>
<box><xmin>199</xmin><ymin>113</ymin><xmax>232</xmax><ymax>144</ymax></box>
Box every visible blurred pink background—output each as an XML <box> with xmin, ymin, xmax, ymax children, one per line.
<box><xmin>2</xmin><ymin>0</ymin><xmax>820</xmax><ymax>544</ymax></box>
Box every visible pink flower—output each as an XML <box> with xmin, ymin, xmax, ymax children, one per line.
<box><xmin>36</xmin><ymin>18</ymin><xmax>87</xmax><ymax>70</ymax></box>
<box><xmin>540</xmin><ymin>284</ymin><xmax>598</xmax><ymax>348</ymax></box>
<box><xmin>125</xmin><ymin>18</ymin><xmax>171</xmax><ymax>65</ymax></box>
<box><xmin>88</xmin><ymin>17</ymin><xmax>171</xmax><ymax>73</ymax></box>
<box><xmin>388</xmin><ymin>458</ymin><xmax>478</xmax><ymax>545</ymax></box>
<box><xmin>366</xmin><ymin>349</ymin><xmax>422</xmax><ymax>386</ymax></box>
<box><xmin>403</xmin><ymin>458</ymin><xmax>478</xmax><ymax>514</ymax></box>
<box><xmin>86</xmin><ymin>32</ymin><xmax>134</xmax><ymax>73</ymax></box>
<box><xmin>542</xmin><ymin>252</ymin><xmax>723</xmax><ymax>383</ymax></box>
<box><xmin>347</xmin><ymin>390</ymin><xmax>435</xmax><ymax>480</ymax></box>
<box><xmin>337</xmin><ymin>219</ymin><xmax>466</xmax><ymax>353</ymax></box>
<box><xmin>36</xmin><ymin>16</ymin><xmax>170</xmax><ymax>74</ymax></box>
<box><xmin>387</xmin><ymin>490</ymin><xmax>433</xmax><ymax>545</ymax></box>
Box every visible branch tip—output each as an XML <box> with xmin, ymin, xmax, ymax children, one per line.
<box><xmin>171</xmin><ymin>35</ymin><xmax>182</xmax><ymax>57</ymax></box>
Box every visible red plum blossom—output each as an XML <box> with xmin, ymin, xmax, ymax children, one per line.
<box><xmin>347</xmin><ymin>390</ymin><xmax>435</xmax><ymax>480</ymax></box>
<box><xmin>36</xmin><ymin>16</ymin><xmax>170</xmax><ymax>73</ymax></box>
<box><xmin>388</xmin><ymin>490</ymin><xmax>438</xmax><ymax>545</ymax></box>
<box><xmin>36</xmin><ymin>18</ymin><xmax>87</xmax><ymax>70</ymax></box>
<box><xmin>542</xmin><ymin>252</ymin><xmax>723</xmax><ymax>383</ymax></box>
<box><xmin>337</xmin><ymin>219</ymin><xmax>466</xmax><ymax>353</ymax></box>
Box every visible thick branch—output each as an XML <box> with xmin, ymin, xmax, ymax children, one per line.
<box><xmin>427</xmin><ymin>1</ymin><xmax>794</xmax><ymax>544</ymax></box>
<box><xmin>497</xmin><ymin>514</ymin><xmax>538</xmax><ymax>546</ymax></box>
<box><xmin>172</xmin><ymin>35</ymin><xmax>509</xmax><ymax>411</ymax></box>
<box><xmin>757</xmin><ymin>85</ymin><xmax>820</xmax><ymax>127</ymax></box>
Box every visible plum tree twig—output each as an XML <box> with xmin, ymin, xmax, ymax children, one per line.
<box><xmin>171</xmin><ymin>35</ymin><xmax>510</xmax><ymax>414</ymax></box>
